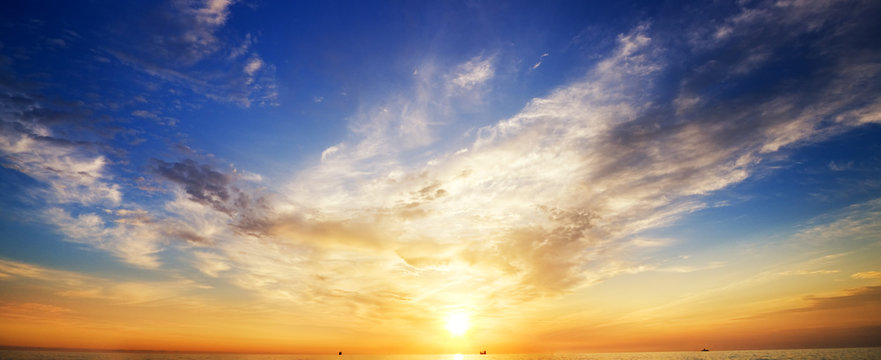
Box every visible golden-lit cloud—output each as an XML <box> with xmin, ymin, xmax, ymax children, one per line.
<box><xmin>852</xmin><ymin>271</ymin><xmax>881</xmax><ymax>279</ymax></box>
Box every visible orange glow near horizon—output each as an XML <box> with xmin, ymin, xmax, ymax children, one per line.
<box><xmin>1</xmin><ymin>256</ymin><xmax>880</xmax><ymax>353</ymax></box>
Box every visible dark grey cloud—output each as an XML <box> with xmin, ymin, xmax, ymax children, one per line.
<box><xmin>738</xmin><ymin>286</ymin><xmax>881</xmax><ymax>322</ymax></box>
<box><xmin>150</xmin><ymin>158</ymin><xmax>279</xmax><ymax>240</ymax></box>
<box><xmin>789</xmin><ymin>286</ymin><xmax>881</xmax><ymax>313</ymax></box>
<box><xmin>152</xmin><ymin>159</ymin><xmax>236</xmax><ymax>213</ymax></box>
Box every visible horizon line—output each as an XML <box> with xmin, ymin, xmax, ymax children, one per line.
<box><xmin>2</xmin><ymin>345</ymin><xmax>880</xmax><ymax>355</ymax></box>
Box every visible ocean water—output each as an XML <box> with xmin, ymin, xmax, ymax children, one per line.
<box><xmin>1</xmin><ymin>349</ymin><xmax>880</xmax><ymax>360</ymax></box>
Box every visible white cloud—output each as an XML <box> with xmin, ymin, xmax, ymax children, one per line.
<box><xmin>321</xmin><ymin>145</ymin><xmax>341</xmax><ymax>161</ymax></box>
<box><xmin>196</xmin><ymin>0</ymin><xmax>233</xmax><ymax>26</ymax></box>
<box><xmin>531</xmin><ymin>52</ymin><xmax>549</xmax><ymax>70</ymax></box>
<box><xmin>793</xmin><ymin>198</ymin><xmax>881</xmax><ymax>246</ymax></box>
<box><xmin>131</xmin><ymin>109</ymin><xmax>159</xmax><ymax>119</ymax></box>
<box><xmin>0</xmin><ymin>123</ymin><xmax>121</xmax><ymax>206</ymax></box>
<box><xmin>244</xmin><ymin>56</ymin><xmax>263</xmax><ymax>76</ymax></box>
<box><xmin>228</xmin><ymin>33</ymin><xmax>252</xmax><ymax>59</ymax></box>
<box><xmin>673</xmin><ymin>94</ymin><xmax>700</xmax><ymax>115</ymax></box>
<box><xmin>450</xmin><ymin>55</ymin><xmax>495</xmax><ymax>90</ymax></box>
<box><xmin>45</xmin><ymin>207</ymin><xmax>164</xmax><ymax>268</ymax></box>
<box><xmin>193</xmin><ymin>251</ymin><xmax>231</xmax><ymax>277</ymax></box>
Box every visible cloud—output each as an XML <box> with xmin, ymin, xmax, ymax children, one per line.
<box><xmin>136</xmin><ymin>0</ymin><xmax>234</xmax><ymax>66</ymax></box>
<box><xmin>150</xmin><ymin>159</ymin><xmax>269</xmax><ymax>224</ymax></box>
<box><xmin>264</xmin><ymin>0</ymin><xmax>881</xmax><ymax>311</ymax></box>
<box><xmin>450</xmin><ymin>55</ymin><xmax>495</xmax><ymax>90</ymax></box>
<box><xmin>0</xmin><ymin>259</ymin><xmax>210</xmax><ymax>307</ymax></box>
<box><xmin>152</xmin><ymin>159</ymin><xmax>234</xmax><ymax>211</ymax></box>
<box><xmin>0</xmin><ymin>71</ymin><xmax>217</xmax><ymax>269</ymax></box>
<box><xmin>46</xmin><ymin>38</ymin><xmax>67</xmax><ymax>48</ymax></box>
<box><xmin>13</xmin><ymin>143</ymin><xmax>255</xmax><ymax>268</ymax></box>
<box><xmin>0</xmin><ymin>302</ymin><xmax>78</xmax><ymax>327</ymax></box>
<box><xmin>0</xmin><ymin>302</ymin><xmax>72</xmax><ymax>316</ymax></box>
<box><xmin>531</xmin><ymin>52</ymin><xmax>549</xmax><ymax>70</ymax></box>
<box><xmin>243</xmin><ymin>56</ymin><xmax>263</xmax><ymax>76</ymax></box>
<box><xmin>106</xmin><ymin>0</ymin><xmax>278</xmax><ymax>107</ymax></box>
<box><xmin>852</xmin><ymin>271</ymin><xmax>881</xmax><ymax>279</ymax></box>
<box><xmin>778</xmin><ymin>269</ymin><xmax>840</xmax><ymax>276</ymax></box>
<box><xmin>0</xmin><ymin>259</ymin><xmax>55</xmax><ymax>279</ymax></box>
<box><xmin>320</xmin><ymin>145</ymin><xmax>341</xmax><ymax>161</ymax></box>
<box><xmin>193</xmin><ymin>251</ymin><xmax>231</xmax><ymax>277</ymax></box>
<box><xmin>269</xmin><ymin>27</ymin><xmax>672</xmax><ymax>305</ymax></box>
<box><xmin>0</xmin><ymin>92</ymin><xmax>122</xmax><ymax>206</ymax></box>
<box><xmin>44</xmin><ymin>207</ymin><xmax>164</xmax><ymax>268</ymax></box>
<box><xmin>131</xmin><ymin>110</ymin><xmax>159</xmax><ymax>119</ymax></box>
<box><xmin>793</xmin><ymin>198</ymin><xmax>881</xmax><ymax>246</ymax></box>
<box><xmin>228</xmin><ymin>33</ymin><xmax>253</xmax><ymax>59</ymax></box>
<box><xmin>761</xmin><ymin>286</ymin><xmax>881</xmax><ymax>317</ymax></box>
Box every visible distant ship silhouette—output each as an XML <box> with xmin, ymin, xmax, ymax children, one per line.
<box><xmin>701</xmin><ymin>348</ymin><xmax>709</xmax><ymax>352</ymax></box>
<box><xmin>480</xmin><ymin>350</ymin><xmax>486</xmax><ymax>355</ymax></box>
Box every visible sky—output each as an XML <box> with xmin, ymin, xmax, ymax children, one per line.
<box><xmin>1</xmin><ymin>0</ymin><xmax>881</xmax><ymax>354</ymax></box>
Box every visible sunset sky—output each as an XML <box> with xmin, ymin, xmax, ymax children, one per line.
<box><xmin>1</xmin><ymin>0</ymin><xmax>881</xmax><ymax>354</ymax></box>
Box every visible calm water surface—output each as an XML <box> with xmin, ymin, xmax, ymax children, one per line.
<box><xmin>2</xmin><ymin>349</ymin><xmax>880</xmax><ymax>360</ymax></box>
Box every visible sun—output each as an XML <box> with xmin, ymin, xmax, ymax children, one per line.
<box><xmin>445</xmin><ymin>312</ymin><xmax>471</xmax><ymax>336</ymax></box>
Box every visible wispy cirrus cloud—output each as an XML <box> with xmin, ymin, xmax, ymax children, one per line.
<box><xmin>0</xmin><ymin>90</ymin><xmax>121</xmax><ymax>206</ymax></box>
<box><xmin>106</xmin><ymin>0</ymin><xmax>278</xmax><ymax>106</ymax></box>
<box><xmin>852</xmin><ymin>271</ymin><xmax>881</xmax><ymax>279</ymax></box>
<box><xmin>125</xmin><ymin>0</ymin><xmax>233</xmax><ymax>66</ymax></box>
<box><xmin>531</xmin><ymin>52</ymin><xmax>549</xmax><ymax>70</ymax></box>
<box><xmin>449</xmin><ymin>55</ymin><xmax>495</xmax><ymax>90</ymax></box>
<box><xmin>793</xmin><ymin>197</ymin><xmax>881</xmax><ymax>246</ymax></box>
<box><xmin>44</xmin><ymin>207</ymin><xmax>164</xmax><ymax>268</ymax></box>
<box><xmin>0</xmin><ymin>258</ymin><xmax>210</xmax><ymax>307</ymax></box>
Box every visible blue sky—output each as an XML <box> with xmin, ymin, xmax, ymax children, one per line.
<box><xmin>1</xmin><ymin>0</ymin><xmax>880</xmax><ymax>353</ymax></box>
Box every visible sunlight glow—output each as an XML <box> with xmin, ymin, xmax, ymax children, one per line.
<box><xmin>445</xmin><ymin>312</ymin><xmax>471</xmax><ymax>336</ymax></box>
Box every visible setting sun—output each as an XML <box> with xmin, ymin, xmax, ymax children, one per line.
<box><xmin>445</xmin><ymin>312</ymin><xmax>471</xmax><ymax>337</ymax></box>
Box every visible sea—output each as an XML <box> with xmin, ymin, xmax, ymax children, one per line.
<box><xmin>1</xmin><ymin>349</ymin><xmax>881</xmax><ymax>360</ymax></box>
<box><xmin>0</xmin><ymin>348</ymin><xmax>881</xmax><ymax>360</ymax></box>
